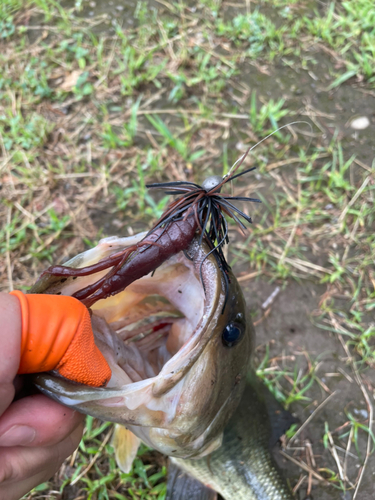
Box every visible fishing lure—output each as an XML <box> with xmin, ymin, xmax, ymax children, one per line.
<box><xmin>42</xmin><ymin>154</ymin><xmax>259</xmax><ymax>309</ymax></box>
<box><xmin>42</xmin><ymin>147</ymin><xmax>260</xmax><ymax>309</ymax></box>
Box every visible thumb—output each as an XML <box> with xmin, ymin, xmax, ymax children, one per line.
<box><xmin>11</xmin><ymin>291</ymin><xmax>111</xmax><ymax>387</ymax></box>
<box><xmin>0</xmin><ymin>293</ymin><xmax>22</xmax><ymax>416</ymax></box>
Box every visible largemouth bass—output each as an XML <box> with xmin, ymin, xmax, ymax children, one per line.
<box><xmin>30</xmin><ymin>231</ymin><xmax>295</xmax><ymax>499</ymax></box>
<box><xmin>31</xmin><ymin>232</ymin><xmax>253</xmax><ymax>459</ymax></box>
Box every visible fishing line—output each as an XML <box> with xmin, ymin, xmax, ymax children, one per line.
<box><xmin>223</xmin><ymin>120</ymin><xmax>314</xmax><ymax>180</ymax></box>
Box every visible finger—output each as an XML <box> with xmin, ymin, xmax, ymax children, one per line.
<box><xmin>0</xmin><ymin>423</ymin><xmax>83</xmax><ymax>500</ymax></box>
<box><xmin>0</xmin><ymin>293</ymin><xmax>21</xmax><ymax>416</ymax></box>
<box><xmin>0</xmin><ymin>293</ymin><xmax>21</xmax><ymax>381</ymax></box>
<box><xmin>0</xmin><ymin>394</ymin><xmax>84</xmax><ymax>447</ymax></box>
<box><xmin>0</xmin><ymin>385</ymin><xmax>15</xmax><ymax>420</ymax></box>
<box><xmin>13</xmin><ymin>292</ymin><xmax>111</xmax><ymax>387</ymax></box>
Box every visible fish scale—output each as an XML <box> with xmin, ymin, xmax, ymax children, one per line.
<box><xmin>170</xmin><ymin>376</ymin><xmax>294</xmax><ymax>500</ymax></box>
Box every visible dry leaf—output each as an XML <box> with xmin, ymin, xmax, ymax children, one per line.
<box><xmin>59</xmin><ymin>70</ymin><xmax>82</xmax><ymax>92</ymax></box>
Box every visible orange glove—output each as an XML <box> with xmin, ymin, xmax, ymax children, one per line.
<box><xmin>10</xmin><ymin>291</ymin><xmax>111</xmax><ymax>387</ymax></box>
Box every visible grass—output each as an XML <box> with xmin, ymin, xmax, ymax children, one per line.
<box><xmin>32</xmin><ymin>417</ymin><xmax>167</xmax><ymax>500</ymax></box>
<box><xmin>256</xmin><ymin>345</ymin><xmax>318</xmax><ymax>409</ymax></box>
<box><xmin>299</xmin><ymin>0</ymin><xmax>375</xmax><ymax>82</ymax></box>
<box><xmin>0</xmin><ymin>0</ymin><xmax>374</xmax><ymax>498</ymax></box>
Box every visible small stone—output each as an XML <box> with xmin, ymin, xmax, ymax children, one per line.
<box><xmin>353</xmin><ymin>408</ymin><xmax>369</xmax><ymax>419</ymax></box>
<box><xmin>340</xmin><ymin>492</ymin><xmax>352</xmax><ymax>500</ymax></box>
<box><xmin>112</xmin><ymin>219</ymin><xmax>123</xmax><ymax>228</ymax></box>
<box><xmin>350</xmin><ymin>116</ymin><xmax>370</xmax><ymax>130</ymax></box>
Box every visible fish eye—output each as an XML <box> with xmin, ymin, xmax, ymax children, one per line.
<box><xmin>222</xmin><ymin>322</ymin><xmax>244</xmax><ymax>348</ymax></box>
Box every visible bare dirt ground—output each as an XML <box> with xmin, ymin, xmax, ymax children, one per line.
<box><xmin>242</xmin><ymin>279</ymin><xmax>375</xmax><ymax>499</ymax></box>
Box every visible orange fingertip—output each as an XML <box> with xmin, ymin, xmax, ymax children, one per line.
<box><xmin>11</xmin><ymin>291</ymin><xmax>77</xmax><ymax>374</ymax></box>
<box><xmin>11</xmin><ymin>291</ymin><xmax>111</xmax><ymax>387</ymax></box>
<box><xmin>55</xmin><ymin>306</ymin><xmax>112</xmax><ymax>387</ymax></box>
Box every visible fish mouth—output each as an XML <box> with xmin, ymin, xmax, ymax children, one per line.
<box><xmin>90</xmin><ymin>240</ymin><xmax>219</xmax><ymax>390</ymax></box>
<box><xmin>34</xmin><ymin>236</ymin><xmax>223</xmax><ymax>412</ymax></box>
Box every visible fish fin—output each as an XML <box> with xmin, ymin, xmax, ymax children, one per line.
<box><xmin>111</xmin><ymin>424</ymin><xmax>141</xmax><ymax>473</ymax></box>
<box><xmin>166</xmin><ymin>459</ymin><xmax>218</xmax><ymax>500</ymax></box>
<box><xmin>256</xmin><ymin>380</ymin><xmax>299</xmax><ymax>449</ymax></box>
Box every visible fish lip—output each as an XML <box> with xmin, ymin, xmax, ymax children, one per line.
<box><xmin>33</xmin><ymin>237</ymin><xmax>224</xmax><ymax>403</ymax></box>
<box><xmin>151</xmin><ymin>240</ymin><xmax>222</xmax><ymax>397</ymax></box>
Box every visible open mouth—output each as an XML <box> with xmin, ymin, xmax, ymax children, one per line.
<box><xmin>32</xmin><ymin>235</ymin><xmax>223</xmax><ymax>424</ymax></box>
<box><xmin>90</xmin><ymin>249</ymin><xmax>207</xmax><ymax>388</ymax></box>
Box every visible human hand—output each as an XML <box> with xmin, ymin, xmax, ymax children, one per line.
<box><xmin>0</xmin><ymin>291</ymin><xmax>108</xmax><ymax>500</ymax></box>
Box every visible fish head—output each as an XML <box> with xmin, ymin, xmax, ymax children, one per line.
<box><xmin>32</xmin><ymin>232</ymin><xmax>254</xmax><ymax>458</ymax></box>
